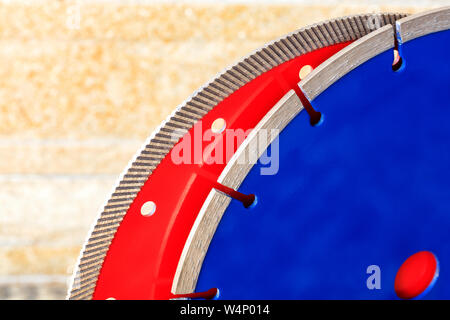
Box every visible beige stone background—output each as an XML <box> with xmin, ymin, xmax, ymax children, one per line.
<box><xmin>0</xmin><ymin>0</ymin><xmax>447</xmax><ymax>299</ymax></box>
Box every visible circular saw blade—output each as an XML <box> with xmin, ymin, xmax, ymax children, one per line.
<box><xmin>69</xmin><ymin>12</ymin><xmax>408</xmax><ymax>300</ymax></box>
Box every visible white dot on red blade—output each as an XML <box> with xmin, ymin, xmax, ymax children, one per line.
<box><xmin>141</xmin><ymin>201</ymin><xmax>156</xmax><ymax>217</ymax></box>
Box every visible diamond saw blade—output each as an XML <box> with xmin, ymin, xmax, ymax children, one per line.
<box><xmin>68</xmin><ymin>12</ymin><xmax>414</xmax><ymax>300</ymax></box>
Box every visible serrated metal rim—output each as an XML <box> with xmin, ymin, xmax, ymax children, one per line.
<box><xmin>68</xmin><ymin>12</ymin><xmax>407</xmax><ymax>300</ymax></box>
<box><xmin>396</xmin><ymin>6</ymin><xmax>450</xmax><ymax>43</ymax></box>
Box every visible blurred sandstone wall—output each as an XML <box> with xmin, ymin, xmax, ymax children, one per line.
<box><xmin>0</xmin><ymin>0</ymin><xmax>445</xmax><ymax>299</ymax></box>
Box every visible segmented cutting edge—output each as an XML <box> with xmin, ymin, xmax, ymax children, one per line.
<box><xmin>69</xmin><ymin>12</ymin><xmax>407</xmax><ymax>300</ymax></box>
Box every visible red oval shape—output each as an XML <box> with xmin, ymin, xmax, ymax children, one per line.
<box><xmin>395</xmin><ymin>251</ymin><xmax>439</xmax><ymax>300</ymax></box>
